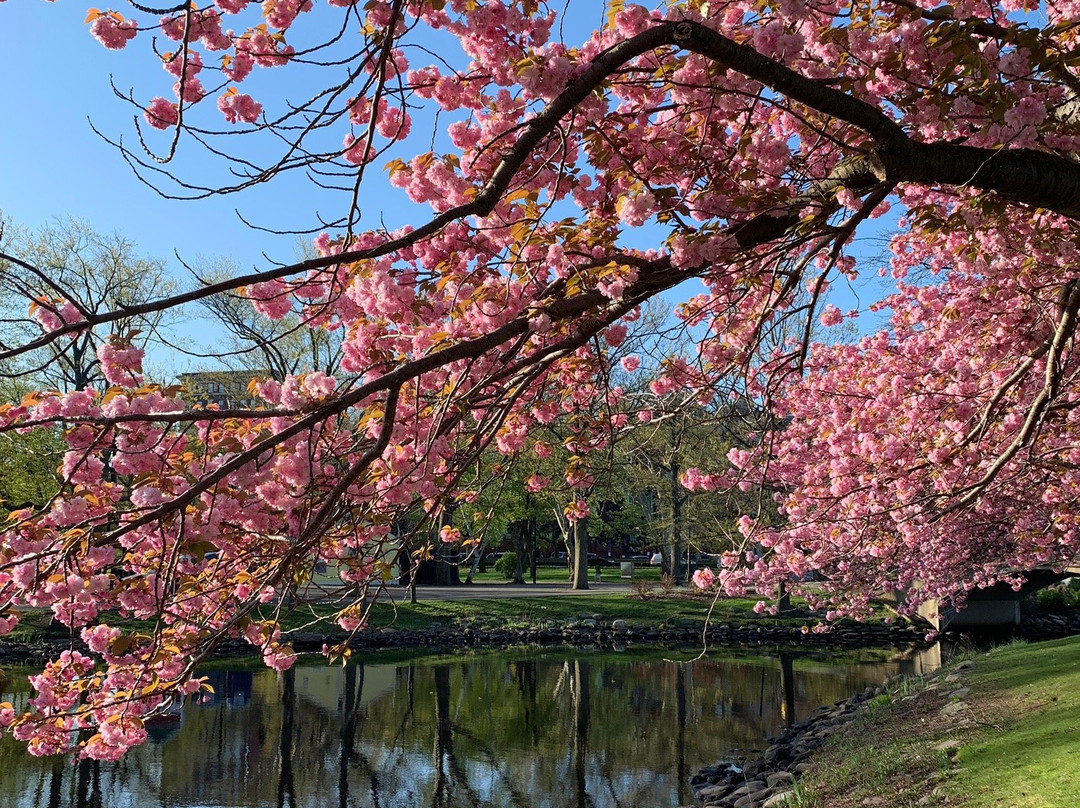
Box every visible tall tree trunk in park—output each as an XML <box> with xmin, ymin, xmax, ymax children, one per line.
<box><xmin>513</xmin><ymin>521</ymin><xmax>526</xmax><ymax>584</ymax></box>
<box><xmin>572</xmin><ymin>517</ymin><xmax>589</xmax><ymax>591</ymax></box>
<box><xmin>435</xmin><ymin>505</ymin><xmax>460</xmax><ymax>586</ymax></box>
<box><xmin>528</xmin><ymin>517</ymin><xmax>538</xmax><ymax>584</ymax></box>
<box><xmin>670</xmin><ymin>454</ymin><xmax>685</xmax><ymax>585</ymax></box>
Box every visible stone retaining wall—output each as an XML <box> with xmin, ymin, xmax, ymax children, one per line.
<box><xmin>0</xmin><ymin>618</ymin><xmax>925</xmax><ymax>666</ymax></box>
<box><xmin>323</xmin><ymin>618</ymin><xmax>927</xmax><ymax>653</ymax></box>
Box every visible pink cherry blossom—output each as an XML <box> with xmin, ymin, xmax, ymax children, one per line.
<box><xmin>8</xmin><ymin>0</ymin><xmax>1080</xmax><ymax>761</ymax></box>
<box><xmin>247</xmin><ymin>279</ymin><xmax>293</xmax><ymax>319</ymax></box>
<box><xmin>90</xmin><ymin>13</ymin><xmax>137</xmax><ymax>50</ymax></box>
<box><xmin>98</xmin><ymin>343</ymin><xmax>144</xmax><ymax>387</ymax></box>
<box><xmin>564</xmin><ymin>500</ymin><xmax>589</xmax><ymax>523</ymax></box>
<box><xmin>218</xmin><ymin>92</ymin><xmax>263</xmax><ymax>123</ymax></box>
<box><xmin>215</xmin><ymin>0</ymin><xmax>251</xmax><ymax>12</ymax></box>
<box><xmin>819</xmin><ymin>304</ymin><xmax>844</xmax><ymax>327</ymax></box>
<box><xmin>604</xmin><ymin>323</ymin><xmax>628</xmax><ymax>347</ymax></box>
<box><xmin>144</xmin><ymin>97</ymin><xmax>178</xmax><ymax>129</ymax></box>
<box><xmin>692</xmin><ymin>568</ymin><xmax>715</xmax><ymax>590</ymax></box>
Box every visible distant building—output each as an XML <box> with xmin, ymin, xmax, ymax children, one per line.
<box><xmin>178</xmin><ymin>370</ymin><xmax>269</xmax><ymax>409</ymax></box>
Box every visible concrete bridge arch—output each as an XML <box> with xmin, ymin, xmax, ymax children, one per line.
<box><xmin>918</xmin><ymin>566</ymin><xmax>1080</xmax><ymax>631</ymax></box>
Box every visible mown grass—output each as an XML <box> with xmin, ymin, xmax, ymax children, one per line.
<box><xmin>4</xmin><ymin>584</ymin><xmax>883</xmax><ymax>654</ymax></box>
<box><xmin>276</xmin><ymin>591</ymin><xmax>768</xmax><ymax>634</ymax></box>
<box><xmin>1</xmin><ymin>591</ymin><xmax>761</xmax><ymax>646</ymax></box>
<box><xmin>793</xmin><ymin>635</ymin><xmax>1080</xmax><ymax>808</ymax></box>
<box><xmin>945</xmin><ymin>636</ymin><xmax>1080</xmax><ymax>807</ymax></box>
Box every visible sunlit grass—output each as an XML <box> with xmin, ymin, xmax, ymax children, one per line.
<box><xmin>945</xmin><ymin>636</ymin><xmax>1080</xmax><ymax>807</ymax></box>
<box><xmin>795</xmin><ymin>635</ymin><xmax>1080</xmax><ymax>808</ymax></box>
<box><xmin>278</xmin><ymin>592</ymin><xmax>765</xmax><ymax>633</ymax></box>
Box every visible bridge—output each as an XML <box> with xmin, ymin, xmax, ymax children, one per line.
<box><xmin>916</xmin><ymin>565</ymin><xmax>1080</xmax><ymax>631</ymax></box>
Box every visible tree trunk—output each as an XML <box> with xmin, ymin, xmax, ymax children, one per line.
<box><xmin>777</xmin><ymin>580</ymin><xmax>792</xmax><ymax>613</ymax></box>
<box><xmin>670</xmin><ymin>456</ymin><xmax>685</xmax><ymax>585</ymax></box>
<box><xmin>435</xmin><ymin>507</ymin><xmax>460</xmax><ymax>585</ymax></box>
<box><xmin>513</xmin><ymin>522</ymin><xmax>526</xmax><ymax>584</ymax></box>
<box><xmin>464</xmin><ymin>529</ymin><xmax>487</xmax><ymax>583</ymax></box>
<box><xmin>572</xmin><ymin>517</ymin><xmax>589</xmax><ymax>590</ymax></box>
<box><xmin>528</xmin><ymin>517</ymin><xmax>538</xmax><ymax>584</ymax></box>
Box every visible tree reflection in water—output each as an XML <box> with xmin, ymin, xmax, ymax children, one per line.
<box><xmin>0</xmin><ymin>646</ymin><xmax>942</xmax><ymax>808</ymax></box>
<box><xmin>572</xmin><ymin>659</ymin><xmax>590</xmax><ymax>808</ymax></box>
<box><xmin>277</xmin><ymin>667</ymin><xmax>295</xmax><ymax>808</ymax></box>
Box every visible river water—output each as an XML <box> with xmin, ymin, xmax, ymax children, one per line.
<box><xmin>0</xmin><ymin>645</ymin><xmax>941</xmax><ymax>808</ymax></box>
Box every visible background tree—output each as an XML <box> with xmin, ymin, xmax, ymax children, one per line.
<box><xmin>0</xmin><ymin>427</ymin><xmax>64</xmax><ymax>516</ymax></box>
<box><xmin>620</xmin><ymin>394</ymin><xmax>768</xmax><ymax>583</ymax></box>
<box><xmin>192</xmin><ymin>255</ymin><xmax>346</xmax><ymax>382</ymax></box>
<box><xmin>0</xmin><ymin>218</ymin><xmax>174</xmax><ymax>391</ymax></box>
<box><xmin>0</xmin><ymin>376</ymin><xmax>63</xmax><ymax>516</ymax></box>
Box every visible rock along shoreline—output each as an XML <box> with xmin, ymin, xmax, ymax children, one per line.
<box><xmin>5</xmin><ymin>605</ymin><xmax>1078</xmax><ymax>666</ymax></box>
<box><xmin>683</xmin><ymin>608</ymin><xmax>1080</xmax><ymax>808</ymax></box>
<box><xmin>688</xmin><ymin>682</ymin><xmax>887</xmax><ymax>808</ymax></box>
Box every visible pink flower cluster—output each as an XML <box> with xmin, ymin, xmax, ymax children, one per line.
<box><xmin>90</xmin><ymin>13</ymin><xmax>137</xmax><ymax>50</ymax></box>
<box><xmin>98</xmin><ymin>343</ymin><xmax>145</xmax><ymax>387</ymax></box>
<box><xmin>30</xmin><ymin>298</ymin><xmax>83</xmax><ymax>333</ymax></box>
<box><xmin>564</xmin><ymin>500</ymin><xmax>589</xmax><ymax>523</ymax></box>
<box><xmin>217</xmin><ymin>92</ymin><xmax>263</xmax><ymax>124</ymax></box>
<box><xmin>30</xmin><ymin>0</ymin><xmax>1080</xmax><ymax>762</ymax></box>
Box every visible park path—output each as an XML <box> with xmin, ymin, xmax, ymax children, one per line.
<box><xmin>390</xmin><ymin>579</ymin><xmax>635</xmax><ymax>601</ymax></box>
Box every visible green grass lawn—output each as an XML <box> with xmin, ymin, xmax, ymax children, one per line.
<box><xmin>946</xmin><ymin>636</ymin><xmax>1080</xmax><ymax>807</ymax></box>
<box><xmin>4</xmin><ymin>585</ymin><xmax>855</xmax><ymax>648</ymax></box>
<box><xmin>277</xmin><ymin>591</ymin><xmax>764</xmax><ymax>634</ymax></box>
<box><xmin>794</xmin><ymin>634</ymin><xmax>1080</xmax><ymax>808</ymax></box>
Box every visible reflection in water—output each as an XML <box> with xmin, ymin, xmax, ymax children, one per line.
<box><xmin>278</xmin><ymin>666</ymin><xmax>295</xmax><ymax>808</ymax></box>
<box><xmin>0</xmin><ymin>645</ymin><xmax>941</xmax><ymax>808</ymax></box>
<box><xmin>573</xmin><ymin>659</ymin><xmax>589</xmax><ymax>808</ymax></box>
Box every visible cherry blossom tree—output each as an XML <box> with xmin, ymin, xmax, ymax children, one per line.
<box><xmin>4</xmin><ymin>0</ymin><xmax>1080</xmax><ymax>758</ymax></box>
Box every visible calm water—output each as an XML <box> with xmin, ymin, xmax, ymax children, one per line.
<box><xmin>0</xmin><ymin>646</ymin><xmax>941</xmax><ymax>808</ymax></box>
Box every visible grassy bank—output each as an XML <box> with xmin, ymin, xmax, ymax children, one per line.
<box><xmin>2</xmin><ymin>591</ymin><xmax>770</xmax><ymax>645</ymax></box>
<box><xmin>793</xmin><ymin>634</ymin><xmax>1080</xmax><ymax>807</ymax></box>
<box><xmin>281</xmin><ymin>591</ymin><xmax>767</xmax><ymax>634</ymax></box>
<box><xmin>5</xmin><ymin>586</ymin><xmax>881</xmax><ymax>654</ymax></box>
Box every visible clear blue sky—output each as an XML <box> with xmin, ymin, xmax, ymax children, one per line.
<box><xmin>0</xmin><ymin>3</ymin><xmax>434</xmax><ymax>378</ymax></box>
<box><xmin>0</xmin><ymin>3</ymin><xmax>328</xmax><ymax>268</ymax></box>
<box><xmin>0</xmin><ymin>3</ymin><xmax>605</xmax><ymax>267</ymax></box>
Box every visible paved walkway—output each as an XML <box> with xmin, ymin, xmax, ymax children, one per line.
<box><xmin>386</xmin><ymin>579</ymin><xmax>635</xmax><ymax>601</ymax></box>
